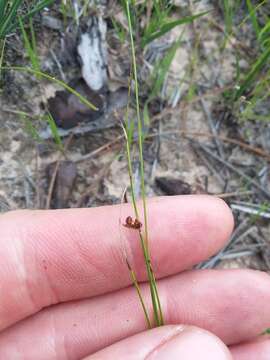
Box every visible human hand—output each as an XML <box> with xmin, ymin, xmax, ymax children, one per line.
<box><xmin>0</xmin><ymin>196</ymin><xmax>269</xmax><ymax>359</ymax></box>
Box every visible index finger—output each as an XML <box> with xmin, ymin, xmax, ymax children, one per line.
<box><xmin>0</xmin><ymin>195</ymin><xmax>233</xmax><ymax>330</ymax></box>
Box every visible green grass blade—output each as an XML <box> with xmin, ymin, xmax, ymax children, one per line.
<box><xmin>240</xmin><ymin>0</ymin><xmax>266</xmax><ymax>28</ymax></box>
<box><xmin>0</xmin><ymin>0</ymin><xmax>22</xmax><ymax>38</ymax></box>
<box><xmin>0</xmin><ymin>0</ymin><xmax>22</xmax><ymax>28</ymax></box>
<box><xmin>46</xmin><ymin>112</ymin><xmax>64</xmax><ymax>151</ymax></box>
<box><xmin>143</xmin><ymin>1</ymin><xmax>172</xmax><ymax>41</ymax></box>
<box><xmin>223</xmin><ymin>0</ymin><xmax>233</xmax><ymax>35</ymax></box>
<box><xmin>29</xmin><ymin>17</ymin><xmax>39</xmax><ymax>64</ymax></box>
<box><xmin>111</xmin><ymin>18</ymin><xmax>126</xmax><ymax>43</ymax></box>
<box><xmin>259</xmin><ymin>21</ymin><xmax>270</xmax><ymax>46</ymax></box>
<box><xmin>22</xmin><ymin>115</ymin><xmax>43</xmax><ymax>142</ymax></box>
<box><xmin>23</xmin><ymin>0</ymin><xmax>55</xmax><ymax>20</ymax></box>
<box><xmin>126</xmin><ymin>260</ymin><xmax>151</xmax><ymax>329</ymax></box>
<box><xmin>142</xmin><ymin>10</ymin><xmax>209</xmax><ymax>47</ymax></box>
<box><xmin>3</xmin><ymin>0</ymin><xmax>54</xmax><ymax>36</ymax></box>
<box><xmin>0</xmin><ymin>0</ymin><xmax>6</xmax><ymax>18</ymax></box>
<box><xmin>235</xmin><ymin>45</ymin><xmax>270</xmax><ymax>99</ymax></box>
<box><xmin>18</xmin><ymin>17</ymin><xmax>40</xmax><ymax>72</ymax></box>
<box><xmin>143</xmin><ymin>103</ymin><xmax>150</xmax><ymax>127</ymax></box>
<box><xmin>1</xmin><ymin>66</ymin><xmax>98</xmax><ymax>111</ymax></box>
<box><xmin>246</xmin><ymin>0</ymin><xmax>260</xmax><ymax>39</ymax></box>
<box><xmin>150</xmin><ymin>39</ymin><xmax>180</xmax><ymax>99</ymax></box>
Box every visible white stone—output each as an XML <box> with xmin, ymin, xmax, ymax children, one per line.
<box><xmin>77</xmin><ymin>16</ymin><xmax>108</xmax><ymax>91</ymax></box>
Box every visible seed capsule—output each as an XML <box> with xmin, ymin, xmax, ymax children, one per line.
<box><xmin>123</xmin><ymin>216</ymin><xmax>142</xmax><ymax>230</ymax></box>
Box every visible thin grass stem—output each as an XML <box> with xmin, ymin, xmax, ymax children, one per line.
<box><xmin>126</xmin><ymin>259</ymin><xmax>151</xmax><ymax>329</ymax></box>
<box><xmin>122</xmin><ymin>76</ymin><xmax>152</xmax><ymax>329</ymax></box>
<box><xmin>125</xmin><ymin>0</ymin><xmax>164</xmax><ymax>327</ymax></box>
<box><xmin>1</xmin><ymin>66</ymin><xmax>98</xmax><ymax>111</ymax></box>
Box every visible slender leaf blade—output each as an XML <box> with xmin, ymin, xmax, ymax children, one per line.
<box><xmin>46</xmin><ymin>112</ymin><xmax>64</xmax><ymax>151</ymax></box>
<box><xmin>142</xmin><ymin>11</ymin><xmax>209</xmax><ymax>47</ymax></box>
<box><xmin>246</xmin><ymin>0</ymin><xmax>260</xmax><ymax>39</ymax></box>
<box><xmin>235</xmin><ymin>45</ymin><xmax>270</xmax><ymax>99</ymax></box>
<box><xmin>0</xmin><ymin>0</ymin><xmax>22</xmax><ymax>38</ymax></box>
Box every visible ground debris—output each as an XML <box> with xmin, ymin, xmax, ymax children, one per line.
<box><xmin>155</xmin><ymin>177</ymin><xmax>192</xmax><ymax>196</ymax></box>
<box><xmin>46</xmin><ymin>160</ymin><xmax>77</xmax><ymax>209</ymax></box>
<box><xmin>77</xmin><ymin>15</ymin><xmax>108</xmax><ymax>91</ymax></box>
<box><xmin>47</xmin><ymin>78</ymin><xmax>105</xmax><ymax>129</ymax></box>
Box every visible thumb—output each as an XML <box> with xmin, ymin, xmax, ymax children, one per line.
<box><xmin>85</xmin><ymin>325</ymin><xmax>232</xmax><ymax>360</ymax></box>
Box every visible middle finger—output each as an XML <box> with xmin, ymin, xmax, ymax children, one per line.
<box><xmin>0</xmin><ymin>269</ymin><xmax>269</xmax><ymax>359</ymax></box>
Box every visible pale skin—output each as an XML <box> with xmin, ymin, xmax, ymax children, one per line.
<box><xmin>0</xmin><ymin>196</ymin><xmax>269</xmax><ymax>359</ymax></box>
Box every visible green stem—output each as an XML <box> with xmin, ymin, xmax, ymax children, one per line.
<box><xmin>124</xmin><ymin>88</ymin><xmax>161</xmax><ymax>327</ymax></box>
<box><xmin>126</xmin><ymin>259</ymin><xmax>151</xmax><ymax>329</ymax></box>
<box><xmin>125</xmin><ymin>1</ymin><xmax>149</xmax><ymax>249</ymax></box>
<box><xmin>138</xmin><ymin>232</ymin><xmax>161</xmax><ymax>326</ymax></box>
<box><xmin>150</xmin><ymin>266</ymin><xmax>164</xmax><ymax>325</ymax></box>
<box><xmin>123</xmin><ymin>77</ymin><xmax>152</xmax><ymax>328</ymax></box>
<box><xmin>125</xmin><ymin>0</ymin><xmax>164</xmax><ymax>327</ymax></box>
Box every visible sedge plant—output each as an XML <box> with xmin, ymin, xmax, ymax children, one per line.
<box><xmin>123</xmin><ymin>0</ymin><xmax>164</xmax><ymax>329</ymax></box>
<box><xmin>122</xmin><ymin>0</ymin><xmax>210</xmax><ymax>328</ymax></box>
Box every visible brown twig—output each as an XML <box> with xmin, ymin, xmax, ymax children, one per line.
<box><xmin>195</xmin><ymin>141</ymin><xmax>270</xmax><ymax>199</ymax></box>
<box><xmin>216</xmin><ymin>190</ymin><xmax>253</xmax><ymax>199</ymax></box>
<box><xmin>73</xmin><ymin>128</ymin><xmax>270</xmax><ymax>164</ymax></box>
<box><xmin>74</xmin><ymin>134</ymin><xmax>124</xmax><ymax>163</ymax></box>
<box><xmin>147</xmin><ymin>130</ymin><xmax>270</xmax><ymax>162</ymax></box>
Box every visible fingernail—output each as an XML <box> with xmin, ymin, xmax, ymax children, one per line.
<box><xmin>147</xmin><ymin>326</ymin><xmax>232</xmax><ymax>360</ymax></box>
